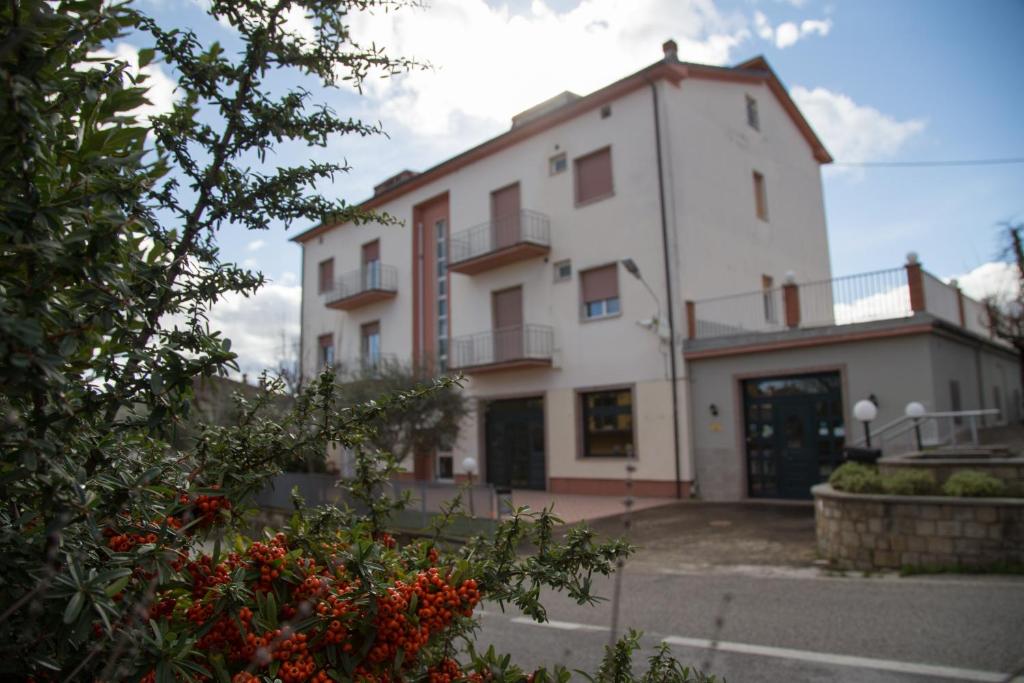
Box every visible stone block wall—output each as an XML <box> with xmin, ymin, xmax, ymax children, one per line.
<box><xmin>813</xmin><ymin>484</ymin><xmax>1024</xmax><ymax>571</ymax></box>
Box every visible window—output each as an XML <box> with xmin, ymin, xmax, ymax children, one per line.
<box><xmin>362</xmin><ymin>240</ymin><xmax>380</xmax><ymax>290</ymax></box>
<box><xmin>361</xmin><ymin>321</ymin><xmax>380</xmax><ymax>368</ymax></box>
<box><xmin>993</xmin><ymin>386</ymin><xmax>1003</xmax><ymax>423</ymax></box>
<box><xmin>574</xmin><ymin>147</ymin><xmax>613</xmax><ymax>205</ymax></box>
<box><xmin>581</xmin><ymin>388</ymin><xmax>634</xmax><ymax>457</ymax></box>
<box><xmin>581</xmin><ymin>264</ymin><xmax>619</xmax><ymax>320</ymax></box>
<box><xmin>753</xmin><ymin>171</ymin><xmax>768</xmax><ymax>221</ymax></box>
<box><xmin>549</xmin><ymin>152</ymin><xmax>567</xmax><ymax>176</ymax></box>
<box><xmin>746</xmin><ymin>95</ymin><xmax>759</xmax><ymax>131</ymax></box>
<box><xmin>318</xmin><ymin>333</ymin><xmax>334</xmax><ymax>368</ymax></box>
<box><xmin>318</xmin><ymin>258</ymin><xmax>334</xmax><ymax>294</ymax></box>
<box><xmin>762</xmin><ymin>275</ymin><xmax>776</xmax><ymax>323</ymax></box>
<box><xmin>950</xmin><ymin>380</ymin><xmax>962</xmax><ymax>425</ymax></box>
<box><xmin>600</xmin><ymin>104</ymin><xmax>612</xmax><ymax>119</ymax></box>
<box><xmin>554</xmin><ymin>259</ymin><xmax>572</xmax><ymax>282</ymax></box>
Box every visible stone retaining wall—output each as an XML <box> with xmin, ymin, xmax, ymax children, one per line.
<box><xmin>877</xmin><ymin>454</ymin><xmax>1024</xmax><ymax>487</ymax></box>
<box><xmin>812</xmin><ymin>484</ymin><xmax>1024</xmax><ymax>571</ymax></box>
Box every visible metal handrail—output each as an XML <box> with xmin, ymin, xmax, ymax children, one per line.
<box><xmin>322</xmin><ymin>263</ymin><xmax>397</xmax><ymax>304</ymax></box>
<box><xmin>449</xmin><ymin>209</ymin><xmax>550</xmax><ymax>264</ymax></box>
<box><xmin>851</xmin><ymin>409</ymin><xmax>1002</xmax><ymax>452</ymax></box>
<box><xmin>450</xmin><ymin>324</ymin><xmax>553</xmax><ymax>368</ymax></box>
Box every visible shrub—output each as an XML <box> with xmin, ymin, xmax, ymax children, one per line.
<box><xmin>942</xmin><ymin>471</ymin><xmax>1007</xmax><ymax>498</ymax></box>
<box><xmin>829</xmin><ymin>462</ymin><xmax>883</xmax><ymax>493</ymax></box>
<box><xmin>881</xmin><ymin>470</ymin><xmax>938</xmax><ymax>496</ymax></box>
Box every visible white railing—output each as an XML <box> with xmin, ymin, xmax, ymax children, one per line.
<box><xmin>851</xmin><ymin>409</ymin><xmax>1002</xmax><ymax>455</ymax></box>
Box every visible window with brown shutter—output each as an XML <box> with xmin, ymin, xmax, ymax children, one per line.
<box><xmin>361</xmin><ymin>241</ymin><xmax>380</xmax><ymax>289</ymax></box>
<box><xmin>361</xmin><ymin>321</ymin><xmax>381</xmax><ymax>367</ymax></box>
<box><xmin>317</xmin><ymin>333</ymin><xmax>334</xmax><ymax>367</ymax></box>
<box><xmin>580</xmin><ymin>264</ymin><xmax>620</xmax><ymax>320</ymax></box>
<box><xmin>753</xmin><ymin>171</ymin><xmax>768</xmax><ymax>221</ymax></box>
<box><xmin>318</xmin><ymin>258</ymin><xmax>334</xmax><ymax>293</ymax></box>
<box><xmin>574</xmin><ymin>147</ymin><xmax>613</xmax><ymax>206</ymax></box>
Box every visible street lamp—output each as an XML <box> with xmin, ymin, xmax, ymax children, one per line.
<box><xmin>853</xmin><ymin>399</ymin><xmax>879</xmax><ymax>448</ymax></box>
<box><xmin>905</xmin><ymin>401</ymin><xmax>926</xmax><ymax>451</ymax></box>
<box><xmin>462</xmin><ymin>457</ymin><xmax>478</xmax><ymax>516</ymax></box>
<box><xmin>621</xmin><ymin>258</ymin><xmax>666</xmax><ymax>338</ymax></box>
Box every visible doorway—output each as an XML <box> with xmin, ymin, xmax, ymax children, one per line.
<box><xmin>484</xmin><ymin>396</ymin><xmax>545</xmax><ymax>490</ymax></box>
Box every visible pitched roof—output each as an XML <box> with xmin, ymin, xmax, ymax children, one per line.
<box><xmin>292</xmin><ymin>53</ymin><xmax>831</xmax><ymax>244</ymax></box>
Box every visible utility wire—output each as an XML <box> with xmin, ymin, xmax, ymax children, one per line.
<box><xmin>833</xmin><ymin>157</ymin><xmax>1024</xmax><ymax>168</ymax></box>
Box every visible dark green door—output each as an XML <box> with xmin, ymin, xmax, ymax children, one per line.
<box><xmin>485</xmin><ymin>397</ymin><xmax>545</xmax><ymax>490</ymax></box>
<box><xmin>743</xmin><ymin>372</ymin><xmax>845</xmax><ymax>500</ymax></box>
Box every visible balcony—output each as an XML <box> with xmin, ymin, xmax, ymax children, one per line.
<box><xmin>323</xmin><ymin>264</ymin><xmax>397</xmax><ymax>310</ymax></box>
<box><xmin>450</xmin><ymin>324</ymin><xmax>554</xmax><ymax>374</ymax></box>
<box><xmin>448</xmin><ymin>210</ymin><xmax>550</xmax><ymax>275</ymax></box>
<box><xmin>337</xmin><ymin>353</ymin><xmax>400</xmax><ymax>379</ymax></box>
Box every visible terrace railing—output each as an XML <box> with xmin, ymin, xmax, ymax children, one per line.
<box><xmin>449</xmin><ymin>209</ymin><xmax>550</xmax><ymax>265</ymax></box>
<box><xmin>450</xmin><ymin>324</ymin><xmax>553</xmax><ymax>370</ymax></box>
<box><xmin>322</xmin><ymin>263</ymin><xmax>398</xmax><ymax>306</ymax></box>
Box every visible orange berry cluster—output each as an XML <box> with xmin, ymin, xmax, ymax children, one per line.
<box><xmin>178</xmin><ymin>484</ymin><xmax>232</xmax><ymax>528</ymax></box>
<box><xmin>104</xmin><ymin>516</ymin><xmax>183</xmax><ymax>552</ymax></box>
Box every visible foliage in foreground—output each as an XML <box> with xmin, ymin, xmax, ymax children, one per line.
<box><xmin>0</xmin><ymin>0</ymin><xmax>716</xmax><ymax>680</ymax></box>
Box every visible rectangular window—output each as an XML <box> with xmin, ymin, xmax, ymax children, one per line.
<box><xmin>580</xmin><ymin>264</ymin><xmax>619</xmax><ymax>320</ymax></box>
<box><xmin>581</xmin><ymin>388</ymin><xmax>634</xmax><ymax>457</ymax></box>
<box><xmin>362</xmin><ymin>240</ymin><xmax>380</xmax><ymax>290</ymax></box>
<box><xmin>553</xmin><ymin>259</ymin><xmax>572</xmax><ymax>282</ymax></box>
<box><xmin>762</xmin><ymin>274</ymin><xmax>776</xmax><ymax>323</ymax></box>
<box><xmin>753</xmin><ymin>171</ymin><xmax>768</xmax><ymax>221</ymax></box>
<box><xmin>574</xmin><ymin>147</ymin><xmax>613</xmax><ymax>205</ymax></box>
<box><xmin>361</xmin><ymin>321</ymin><xmax>380</xmax><ymax>368</ymax></box>
<box><xmin>318</xmin><ymin>258</ymin><xmax>334</xmax><ymax>294</ymax></box>
<box><xmin>549</xmin><ymin>152</ymin><xmax>567</xmax><ymax>176</ymax></box>
<box><xmin>950</xmin><ymin>380</ymin><xmax>962</xmax><ymax>425</ymax></box>
<box><xmin>746</xmin><ymin>95</ymin><xmax>759</xmax><ymax>131</ymax></box>
<box><xmin>318</xmin><ymin>333</ymin><xmax>334</xmax><ymax>368</ymax></box>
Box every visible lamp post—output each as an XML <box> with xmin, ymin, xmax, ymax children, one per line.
<box><xmin>905</xmin><ymin>401</ymin><xmax>926</xmax><ymax>451</ymax></box>
<box><xmin>462</xmin><ymin>457</ymin><xmax>478</xmax><ymax>516</ymax></box>
<box><xmin>853</xmin><ymin>399</ymin><xmax>879</xmax><ymax>448</ymax></box>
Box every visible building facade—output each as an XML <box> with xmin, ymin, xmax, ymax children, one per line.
<box><xmin>293</xmin><ymin>41</ymin><xmax>859</xmax><ymax>499</ymax></box>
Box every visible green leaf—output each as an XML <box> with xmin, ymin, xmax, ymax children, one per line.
<box><xmin>138</xmin><ymin>48</ymin><xmax>156</xmax><ymax>68</ymax></box>
<box><xmin>63</xmin><ymin>592</ymin><xmax>85</xmax><ymax>624</ymax></box>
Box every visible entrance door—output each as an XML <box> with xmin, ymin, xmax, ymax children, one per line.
<box><xmin>491</xmin><ymin>183</ymin><xmax>521</xmax><ymax>249</ymax></box>
<box><xmin>485</xmin><ymin>397</ymin><xmax>545</xmax><ymax>490</ymax></box>
<box><xmin>492</xmin><ymin>286</ymin><xmax>523</xmax><ymax>363</ymax></box>
<box><xmin>743</xmin><ymin>372</ymin><xmax>845</xmax><ymax>500</ymax></box>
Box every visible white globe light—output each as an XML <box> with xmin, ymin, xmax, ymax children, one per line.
<box><xmin>853</xmin><ymin>399</ymin><xmax>878</xmax><ymax>423</ymax></box>
<box><xmin>905</xmin><ymin>401</ymin><xmax>926</xmax><ymax>419</ymax></box>
<box><xmin>462</xmin><ymin>457</ymin><xmax>478</xmax><ymax>474</ymax></box>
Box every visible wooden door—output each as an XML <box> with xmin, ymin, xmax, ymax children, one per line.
<box><xmin>490</xmin><ymin>183</ymin><xmax>521</xmax><ymax>249</ymax></box>
<box><xmin>492</xmin><ymin>286</ymin><xmax>523</xmax><ymax>362</ymax></box>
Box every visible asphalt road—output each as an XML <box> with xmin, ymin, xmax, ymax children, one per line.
<box><xmin>472</xmin><ymin>566</ymin><xmax>1024</xmax><ymax>682</ymax></box>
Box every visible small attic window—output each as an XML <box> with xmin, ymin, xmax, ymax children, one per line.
<box><xmin>746</xmin><ymin>95</ymin><xmax>760</xmax><ymax>131</ymax></box>
<box><xmin>600</xmin><ymin>105</ymin><xmax>612</xmax><ymax>119</ymax></box>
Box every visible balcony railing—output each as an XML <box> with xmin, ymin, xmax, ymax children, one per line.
<box><xmin>448</xmin><ymin>209</ymin><xmax>550</xmax><ymax>275</ymax></box>
<box><xmin>685</xmin><ymin>257</ymin><xmax>1001</xmax><ymax>344</ymax></box>
<box><xmin>337</xmin><ymin>353</ymin><xmax>400</xmax><ymax>378</ymax></box>
<box><xmin>323</xmin><ymin>263</ymin><xmax>398</xmax><ymax>310</ymax></box>
<box><xmin>450</xmin><ymin>324</ymin><xmax>554</xmax><ymax>373</ymax></box>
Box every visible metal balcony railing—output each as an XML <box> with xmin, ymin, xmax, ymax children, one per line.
<box><xmin>322</xmin><ymin>263</ymin><xmax>397</xmax><ymax>306</ymax></box>
<box><xmin>449</xmin><ymin>209</ymin><xmax>550</xmax><ymax>265</ymax></box>
<box><xmin>337</xmin><ymin>353</ymin><xmax>400</xmax><ymax>378</ymax></box>
<box><xmin>450</xmin><ymin>324</ymin><xmax>553</xmax><ymax>370</ymax></box>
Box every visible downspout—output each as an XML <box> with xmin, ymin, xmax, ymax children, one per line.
<box><xmin>298</xmin><ymin>243</ymin><xmax>306</xmax><ymax>388</ymax></box>
<box><xmin>648</xmin><ymin>77</ymin><xmax>684</xmax><ymax>499</ymax></box>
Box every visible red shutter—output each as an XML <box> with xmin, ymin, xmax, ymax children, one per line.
<box><xmin>362</xmin><ymin>240</ymin><xmax>380</xmax><ymax>264</ymax></box>
<box><xmin>490</xmin><ymin>183</ymin><xmax>521</xmax><ymax>248</ymax></box>
<box><xmin>318</xmin><ymin>258</ymin><xmax>334</xmax><ymax>293</ymax></box>
<box><xmin>581</xmin><ymin>264</ymin><xmax>618</xmax><ymax>304</ymax></box>
<box><xmin>361</xmin><ymin>321</ymin><xmax>380</xmax><ymax>338</ymax></box>
<box><xmin>574</xmin><ymin>148</ymin><xmax>613</xmax><ymax>204</ymax></box>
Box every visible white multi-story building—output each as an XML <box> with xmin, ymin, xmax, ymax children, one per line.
<box><xmin>293</xmin><ymin>42</ymin><xmax>838</xmax><ymax>497</ymax></box>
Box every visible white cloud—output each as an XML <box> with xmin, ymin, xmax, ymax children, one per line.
<box><xmin>790</xmin><ymin>86</ymin><xmax>926</xmax><ymax>168</ymax></box>
<box><xmin>755</xmin><ymin>15</ymin><xmax>831</xmax><ymax>49</ymax></box>
<box><xmin>110</xmin><ymin>43</ymin><xmax>177</xmax><ymax>120</ymax></box>
<box><xmin>207</xmin><ymin>278</ymin><xmax>302</xmax><ymax>376</ymax></box>
<box><xmin>948</xmin><ymin>261</ymin><xmax>1019</xmax><ymax>302</ymax></box>
<box><xmin>247</xmin><ymin>239</ymin><xmax>266</xmax><ymax>252</ymax></box>
<box><xmin>348</xmin><ymin>0</ymin><xmax>752</xmax><ymax>138</ymax></box>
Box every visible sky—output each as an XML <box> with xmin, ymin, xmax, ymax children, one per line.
<box><xmin>130</xmin><ymin>0</ymin><xmax>1024</xmax><ymax>375</ymax></box>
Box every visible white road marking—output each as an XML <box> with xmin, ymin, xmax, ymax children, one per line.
<box><xmin>509</xmin><ymin>617</ymin><xmax>609</xmax><ymax>632</ymax></box>
<box><xmin>661</xmin><ymin>635</ymin><xmax>1009</xmax><ymax>682</ymax></box>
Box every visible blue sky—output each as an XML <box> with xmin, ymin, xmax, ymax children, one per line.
<box><xmin>132</xmin><ymin>0</ymin><xmax>1024</xmax><ymax>372</ymax></box>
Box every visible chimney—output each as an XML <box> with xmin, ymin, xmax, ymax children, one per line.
<box><xmin>662</xmin><ymin>39</ymin><xmax>678</xmax><ymax>62</ymax></box>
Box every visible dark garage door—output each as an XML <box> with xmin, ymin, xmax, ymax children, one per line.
<box><xmin>743</xmin><ymin>372</ymin><xmax>845</xmax><ymax>500</ymax></box>
<box><xmin>484</xmin><ymin>397</ymin><xmax>545</xmax><ymax>490</ymax></box>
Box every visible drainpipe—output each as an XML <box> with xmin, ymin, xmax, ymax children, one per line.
<box><xmin>298</xmin><ymin>244</ymin><xmax>306</xmax><ymax>387</ymax></box>
<box><xmin>648</xmin><ymin>76</ymin><xmax>684</xmax><ymax>500</ymax></box>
